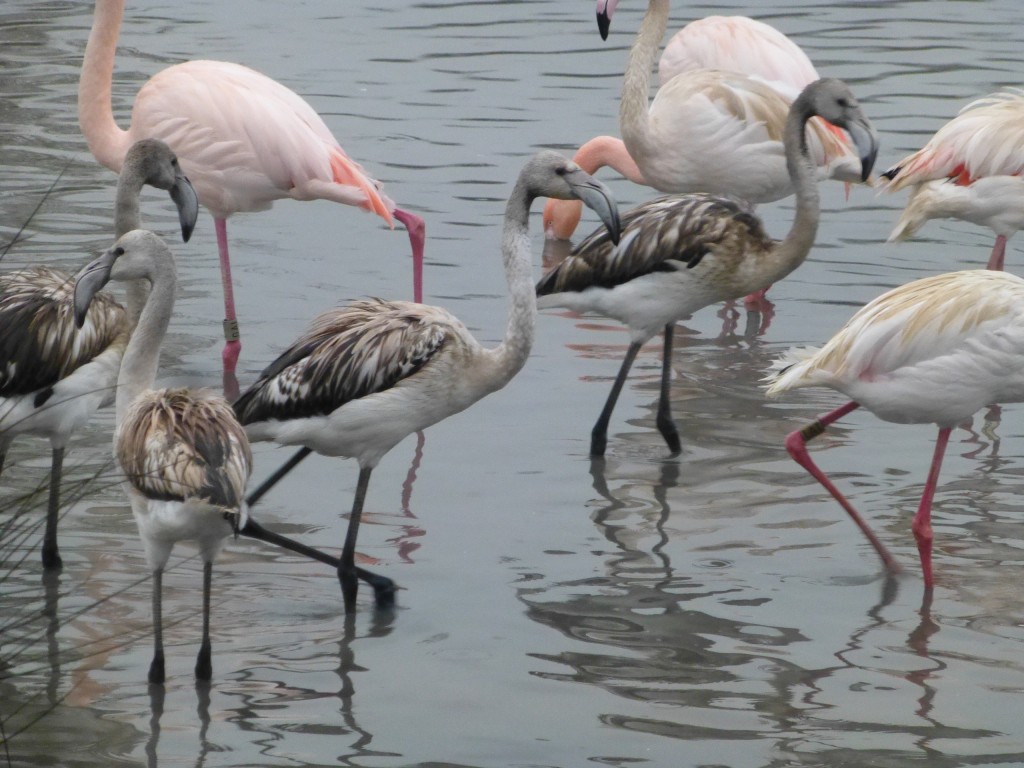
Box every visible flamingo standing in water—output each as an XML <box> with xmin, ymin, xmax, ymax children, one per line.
<box><xmin>536</xmin><ymin>79</ymin><xmax>877</xmax><ymax>457</ymax></box>
<box><xmin>233</xmin><ymin>152</ymin><xmax>621</xmax><ymax>613</ymax></box>
<box><xmin>543</xmin><ymin>4</ymin><xmax>860</xmax><ymax>240</ymax></box>
<box><xmin>882</xmin><ymin>91</ymin><xmax>1024</xmax><ymax>271</ymax></box>
<box><xmin>766</xmin><ymin>269</ymin><xmax>1024</xmax><ymax>589</ymax></box>
<box><xmin>78</xmin><ymin>0</ymin><xmax>426</xmax><ymax>394</ymax></box>
<box><xmin>0</xmin><ymin>140</ymin><xmax>197</xmax><ymax>569</ymax></box>
<box><xmin>74</xmin><ymin>229</ymin><xmax>252</xmax><ymax>684</ymax></box>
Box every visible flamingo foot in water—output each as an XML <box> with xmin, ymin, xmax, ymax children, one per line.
<box><xmin>222</xmin><ymin>339</ymin><xmax>241</xmax><ymax>400</ymax></box>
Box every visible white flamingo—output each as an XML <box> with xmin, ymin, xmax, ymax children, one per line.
<box><xmin>0</xmin><ymin>140</ymin><xmax>197</xmax><ymax>569</ymax></box>
<box><xmin>883</xmin><ymin>90</ymin><xmax>1024</xmax><ymax>271</ymax></box>
<box><xmin>232</xmin><ymin>152</ymin><xmax>621</xmax><ymax>613</ymax></box>
<box><xmin>73</xmin><ymin>229</ymin><xmax>251</xmax><ymax>684</ymax></box>
<box><xmin>536</xmin><ymin>78</ymin><xmax>877</xmax><ymax>457</ymax></box>
<box><xmin>543</xmin><ymin>3</ymin><xmax>860</xmax><ymax>240</ymax></box>
<box><xmin>766</xmin><ymin>269</ymin><xmax>1024</xmax><ymax>589</ymax></box>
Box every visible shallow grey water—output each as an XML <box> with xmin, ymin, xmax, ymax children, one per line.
<box><xmin>3</xmin><ymin>0</ymin><xmax>1024</xmax><ymax>766</ymax></box>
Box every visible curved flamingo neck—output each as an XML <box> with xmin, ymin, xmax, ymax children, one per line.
<box><xmin>79</xmin><ymin>0</ymin><xmax>132</xmax><ymax>172</ymax></box>
<box><xmin>116</xmin><ymin>250</ymin><xmax>177</xmax><ymax>422</ymax></box>
<box><xmin>766</xmin><ymin>91</ymin><xmax>821</xmax><ymax>285</ymax></box>
<box><xmin>488</xmin><ymin>178</ymin><xmax>538</xmax><ymax>387</ymax></box>
<box><xmin>620</xmin><ymin>0</ymin><xmax>669</xmax><ymax>160</ymax></box>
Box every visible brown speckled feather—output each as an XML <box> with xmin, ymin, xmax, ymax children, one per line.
<box><xmin>0</xmin><ymin>266</ymin><xmax>126</xmax><ymax>398</ymax></box>
<box><xmin>117</xmin><ymin>388</ymin><xmax>252</xmax><ymax>510</ymax></box>
<box><xmin>233</xmin><ymin>298</ymin><xmax>455</xmax><ymax>424</ymax></box>
<box><xmin>536</xmin><ymin>193</ymin><xmax>769</xmax><ymax>295</ymax></box>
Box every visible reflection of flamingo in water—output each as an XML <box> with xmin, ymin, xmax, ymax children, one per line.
<box><xmin>883</xmin><ymin>91</ymin><xmax>1024</xmax><ymax>271</ymax></box>
<box><xmin>233</xmin><ymin>153</ymin><xmax>621</xmax><ymax>614</ymax></box>
<box><xmin>79</xmin><ymin>0</ymin><xmax>426</xmax><ymax>397</ymax></box>
<box><xmin>538</xmin><ymin>79</ymin><xmax>877</xmax><ymax>457</ymax></box>
<box><xmin>544</xmin><ymin>4</ymin><xmax>862</xmax><ymax>241</ymax></box>
<box><xmin>767</xmin><ymin>269</ymin><xmax>1024</xmax><ymax>589</ymax></box>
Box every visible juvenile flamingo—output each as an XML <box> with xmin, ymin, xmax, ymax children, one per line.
<box><xmin>78</xmin><ymin>0</ymin><xmax>426</xmax><ymax>391</ymax></box>
<box><xmin>882</xmin><ymin>91</ymin><xmax>1024</xmax><ymax>270</ymax></box>
<box><xmin>233</xmin><ymin>152</ymin><xmax>621</xmax><ymax>613</ymax></box>
<box><xmin>74</xmin><ymin>229</ymin><xmax>251</xmax><ymax>684</ymax></box>
<box><xmin>543</xmin><ymin>4</ymin><xmax>860</xmax><ymax>240</ymax></box>
<box><xmin>0</xmin><ymin>140</ymin><xmax>197</xmax><ymax>569</ymax></box>
<box><xmin>536</xmin><ymin>79</ymin><xmax>877</xmax><ymax>457</ymax></box>
<box><xmin>766</xmin><ymin>269</ymin><xmax>1024</xmax><ymax>588</ymax></box>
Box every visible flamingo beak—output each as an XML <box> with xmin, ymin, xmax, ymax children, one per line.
<box><xmin>596</xmin><ymin>0</ymin><xmax>617</xmax><ymax>40</ymax></box>
<box><xmin>73</xmin><ymin>247</ymin><xmax>120</xmax><ymax>328</ymax></box>
<box><xmin>170</xmin><ymin>173</ymin><xmax>199</xmax><ymax>243</ymax></box>
<box><xmin>845</xmin><ymin>117</ymin><xmax>879</xmax><ymax>184</ymax></box>
<box><xmin>568</xmin><ymin>169</ymin><xmax>621</xmax><ymax>245</ymax></box>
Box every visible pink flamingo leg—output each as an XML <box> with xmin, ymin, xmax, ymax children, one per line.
<box><xmin>912</xmin><ymin>427</ymin><xmax>951</xmax><ymax>589</ymax></box>
<box><xmin>392</xmin><ymin>208</ymin><xmax>426</xmax><ymax>303</ymax></box>
<box><xmin>214</xmin><ymin>218</ymin><xmax>242</xmax><ymax>398</ymax></box>
<box><xmin>784</xmin><ymin>400</ymin><xmax>903</xmax><ymax>575</ymax></box>
<box><xmin>986</xmin><ymin>234</ymin><xmax>1007</xmax><ymax>271</ymax></box>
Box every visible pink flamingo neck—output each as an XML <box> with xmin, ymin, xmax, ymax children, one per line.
<box><xmin>79</xmin><ymin>0</ymin><xmax>132</xmax><ymax>171</ymax></box>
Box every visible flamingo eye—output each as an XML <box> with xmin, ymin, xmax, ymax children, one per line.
<box><xmin>114</xmin><ymin>247</ymin><xmax>125</xmax><ymax>256</ymax></box>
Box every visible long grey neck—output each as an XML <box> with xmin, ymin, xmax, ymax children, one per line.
<box><xmin>115</xmin><ymin>163</ymin><xmax>151</xmax><ymax>326</ymax></box>
<box><xmin>486</xmin><ymin>177</ymin><xmax>538</xmax><ymax>389</ymax></box>
<box><xmin>770</xmin><ymin>92</ymin><xmax>821</xmax><ymax>281</ymax></box>
<box><xmin>116</xmin><ymin>257</ymin><xmax>176</xmax><ymax>423</ymax></box>
<box><xmin>619</xmin><ymin>0</ymin><xmax>668</xmax><ymax>158</ymax></box>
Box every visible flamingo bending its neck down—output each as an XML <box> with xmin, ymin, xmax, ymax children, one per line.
<box><xmin>78</xmin><ymin>0</ymin><xmax>426</xmax><ymax>392</ymax></box>
<box><xmin>543</xmin><ymin>3</ymin><xmax>861</xmax><ymax>240</ymax></box>
<box><xmin>0</xmin><ymin>140</ymin><xmax>197</xmax><ymax>570</ymax></box>
<box><xmin>74</xmin><ymin>229</ymin><xmax>252</xmax><ymax>684</ymax></box>
<box><xmin>766</xmin><ymin>269</ymin><xmax>1024</xmax><ymax>589</ymax></box>
<box><xmin>882</xmin><ymin>90</ymin><xmax>1024</xmax><ymax>271</ymax></box>
<box><xmin>536</xmin><ymin>79</ymin><xmax>878</xmax><ymax>457</ymax></box>
<box><xmin>232</xmin><ymin>152</ymin><xmax>621</xmax><ymax>614</ymax></box>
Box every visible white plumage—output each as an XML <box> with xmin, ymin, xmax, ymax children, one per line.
<box><xmin>767</xmin><ymin>269</ymin><xmax>1024</xmax><ymax>588</ymax></box>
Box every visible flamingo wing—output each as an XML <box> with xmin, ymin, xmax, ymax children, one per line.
<box><xmin>131</xmin><ymin>60</ymin><xmax>394</xmax><ymax>221</ymax></box>
<box><xmin>0</xmin><ymin>267</ymin><xmax>126</xmax><ymax>398</ymax></box>
<box><xmin>659</xmin><ymin>16</ymin><xmax>819</xmax><ymax>90</ymax></box>
<box><xmin>233</xmin><ymin>299</ymin><xmax>454</xmax><ymax>424</ymax></box>
<box><xmin>537</xmin><ymin>194</ymin><xmax>764</xmax><ymax>295</ymax></box>
<box><xmin>117</xmin><ymin>388</ymin><xmax>252</xmax><ymax>509</ymax></box>
<box><xmin>884</xmin><ymin>91</ymin><xmax>1024</xmax><ymax>189</ymax></box>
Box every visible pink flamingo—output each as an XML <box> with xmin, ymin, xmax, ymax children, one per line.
<box><xmin>544</xmin><ymin>5</ymin><xmax>859</xmax><ymax>240</ymax></box>
<box><xmin>78</xmin><ymin>0</ymin><xmax>426</xmax><ymax>393</ymax></box>
<box><xmin>882</xmin><ymin>91</ymin><xmax>1024</xmax><ymax>271</ymax></box>
<box><xmin>767</xmin><ymin>269</ymin><xmax>1024</xmax><ymax>588</ymax></box>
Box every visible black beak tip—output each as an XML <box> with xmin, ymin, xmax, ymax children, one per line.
<box><xmin>597</xmin><ymin>11</ymin><xmax>610</xmax><ymax>40</ymax></box>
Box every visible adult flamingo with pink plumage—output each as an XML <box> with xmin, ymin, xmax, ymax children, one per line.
<box><xmin>882</xmin><ymin>91</ymin><xmax>1024</xmax><ymax>271</ymax></box>
<box><xmin>78</xmin><ymin>0</ymin><xmax>426</xmax><ymax>394</ymax></box>
<box><xmin>543</xmin><ymin>4</ymin><xmax>861</xmax><ymax>240</ymax></box>
<box><xmin>767</xmin><ymin>269</ymin><xmax>1024</xmax><ymax>588</ymax></box>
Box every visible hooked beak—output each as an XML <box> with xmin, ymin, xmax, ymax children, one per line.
<box><xmin>73</xmin><ymin>247</ymin><xmax>119</xmax><ymax>328</ymax></box>
<box><xmin>596</xmin><ymin>0</ymin><xmax>616</xmax><ymax>40</ymax></box>
<box><xmin>170</xmin><ymin>172</ymin><xmax>199</xmax><ymax>243</ymax></box>
<box><xmin>567</xmin><ymin>169</ymin><xmax>621</xmax><ymax>245</ymax></box>
<box><xmin>845</xmin><ymin>117</ymin><xmax>879</xmax><ymax>184</ymax></box>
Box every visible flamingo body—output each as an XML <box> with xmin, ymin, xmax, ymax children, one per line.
<box><xmin>883</xmin><ymin>91</ymin><xmax>1024</xmax><ymax>269</ymax></box>
<box><xmin>0</xmin><ymin>139</ymin><xmax>195</xmax><ymax>569</ymax></box>
<box><xmin>74</xmin><ymin>229</ymin><xmax>252</xmax><ymax>683</ymax></box>
<box><xmin>234</xmin><ymin>152</ymin><xmax>621</xmax><ymax>613</ymax></box>
<box><xmin>767</xmin><ymin>269</ymin><xmax>1024</xmax><ymax>587</ymax></box>
<box><xmin>79</xmin><ymin>0</ymin><xmax>426</xmax><ymax>388</ymax></box>
<box><xmin>538</xmin><ymin>78</ymin><xmax>877</xmax><ymax>456</ymax></box>
<box><xmin>545</xmin><ymin>3</ymin><xmax>859</xmax><ymax>239</ymax></box>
